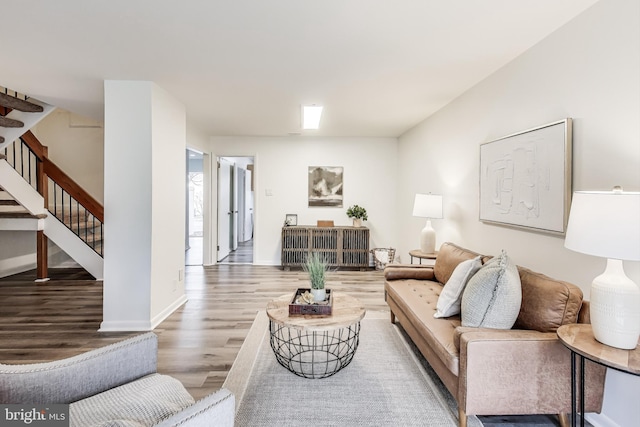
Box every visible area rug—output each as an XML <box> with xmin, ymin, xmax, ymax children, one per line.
<box><xmin>223</xmin><ymin>311</ymin><xmax>483</xmax><ymax>427</ymax></box>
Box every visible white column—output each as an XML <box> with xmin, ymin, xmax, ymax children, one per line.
<box><xmin>101</xmin><ymin>81</ymin><xmax>186</xmax><ymax>331</ymax></box>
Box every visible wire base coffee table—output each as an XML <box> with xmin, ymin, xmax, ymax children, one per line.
<box><xmin>266</xmin><ymin>292</ymin><xmax>366</xmax><ymax>379</ymax></box>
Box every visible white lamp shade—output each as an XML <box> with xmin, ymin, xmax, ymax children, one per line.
<box><xmin>413</xmin><ymin>194</ymin><xmax>443</xmax><ymax>219</ymax></box>
<box><xmin>564</xmin><ymin>190</ymin><xmax>640</xmax><ymax>261</ymax></box>
<box><xmin>564</xmin><ymin>188</ymin><xmax>640</xmax><ymax>349</ymax></box>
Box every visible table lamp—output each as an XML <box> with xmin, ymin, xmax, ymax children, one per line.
<box><xmin>412</xmin><ymin>193</ymin><xmax>443</xmax><ymax>254</ymax></box>
<box><xmin>564</xmin><ymin>187</ymin><xmax>640</xmax><ymax>349</ymax></box>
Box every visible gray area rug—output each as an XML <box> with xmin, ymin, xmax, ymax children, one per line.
<box><xmin>224</xmin><ymin>311</ymin><xmax>482</xmax><ymax>427</ymax></box>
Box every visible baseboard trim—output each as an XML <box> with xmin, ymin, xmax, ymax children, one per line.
<box><xmin>99</xmin><ymin>320</ymin><xmax>154</xmax><ymax>332</ymax></box>
<box><xmin>150</xmin><ymin>294</ymin><xmax>188</xmax><ymax>330</ymax></box>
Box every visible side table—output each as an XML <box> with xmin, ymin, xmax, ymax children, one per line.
<box><xmin>557</xmin><ymin>324</ymin><xmax>639</xmax><ymax>427</ymax></box>
<box><xmin>266</xmin><ymin>292</ymin><xmax>366</xmax><ymax>379</ymax></box>
<box><xmin>409</xmin><ymin>249</ymin><xmax>437</xmax><ymax>265</ymax></box>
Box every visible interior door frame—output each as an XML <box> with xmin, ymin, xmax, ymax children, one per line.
<box><xmin>215</xmin><ymin>155</ymin><xmax>255</xmax><ymax>264</ymax></box>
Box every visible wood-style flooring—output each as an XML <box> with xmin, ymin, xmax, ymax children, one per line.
<box><xmin>0</xmin><ymin>265</ymin><xmax>388</xmax><ymax>400</ymax></box>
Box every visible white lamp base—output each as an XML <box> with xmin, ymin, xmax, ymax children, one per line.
<box><xmin>590</xmin><ymin>259</ymin><xmax>640</xmax><ymax>350</ymax></box>
<box><xmin>420</xmin><ymin>220</ymin><xmax>436</xmax><ymax>254</ymax></box>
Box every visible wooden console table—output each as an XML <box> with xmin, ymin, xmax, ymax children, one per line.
<box><xmin>281</xmin><ymin>226</ymin><xmax>370</xmax><ymax>270</ymax></box>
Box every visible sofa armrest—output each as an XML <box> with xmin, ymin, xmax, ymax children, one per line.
<box><xmin>0</xmin><ymin>332</ymin><xmax>158</xmax><ymax>404</ymax></box>
<box><xmin>383</xmin><ymin>264</ymin><xmax>435</xmax><ymax>281</ymax></box>
<box><xmin>156</xmin><ymin>388</ymin><xmax>235</xmax><ymax>427</ymax></box>
<box><xmin>457</xmin><ymin>329</ymin><xmax>605</xmax><ymax>416</ymax></box>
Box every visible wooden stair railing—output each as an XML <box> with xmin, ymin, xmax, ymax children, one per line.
<box><xmin>2</xmin><ymin>130</ymin><xmax>104</xmax><ymax>279</ymax></box>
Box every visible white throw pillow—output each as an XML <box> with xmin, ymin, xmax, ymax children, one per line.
<box><xmin>434</xmin><ymin>255</ymin><xmax>483</xmax><ymax>318</ymax></box>
<box><xmin>461</xmin><ymin>250</ymin><xmax>522</xmax><ymax>329</ymax></box>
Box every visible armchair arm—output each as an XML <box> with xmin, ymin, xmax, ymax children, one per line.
<box><xmin>383</xmin><ymin>264</ymin><xmax>435</xmax><ymax>281</ymax></box>
<box><xmin>0</xmin><ymin>332</ymin><xmax>158</xmax><ymax>404</ymax></box>
<box><xmin>156</xmin><ymin>388</ymin><xmax>235</xmax><ymax>427</ymax></box>
<box><xmin>457</xmin><ymin>329</ymin><xmax>605</xmax><ymax>416</ymax></box>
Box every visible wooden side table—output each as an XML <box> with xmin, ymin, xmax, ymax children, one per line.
<box><xmin>409</xmin><ymin>249</ymin><xmax>437</xmax><ymax>265</ymax></box>
<box><xmin>557</xmin><ymin>324</ymin><xmax>639</xmax><ymax>427</ymax></box>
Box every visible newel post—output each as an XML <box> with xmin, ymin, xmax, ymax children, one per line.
<box><xmin>36</xmin><ymin>146</ymin><xmax>49</xmax><ymax>282</ymax></box>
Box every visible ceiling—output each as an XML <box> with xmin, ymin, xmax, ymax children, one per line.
<box><xmin>1</xmin><ymin>1</ymin><xmax>599</xmax><ymax>138</ymax></box>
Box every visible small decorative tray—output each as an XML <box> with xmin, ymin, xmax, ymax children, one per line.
<box><xmin>289</xmin><ymin>288</ymin><xmax>333</xmax><ymax>316</ymax></box>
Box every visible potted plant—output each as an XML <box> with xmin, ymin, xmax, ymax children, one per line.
<box><xmin>346</xmin><ymin>204</ymin><xmax>368</xmax><ymax>227</ymax></box>
<box><xmin>303</xmin><ymin>252</ymin><xmax>328</xmax><ymax>302</ymax></box>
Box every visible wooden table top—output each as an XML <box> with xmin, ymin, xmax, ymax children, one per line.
<box><xmin>267</xmin><ymin>292</ymin><xmax>366</xmax><ymax>332</ymax></box>
<box><xmin>409</xmin><ymin>249</ymin><xmax>438</xmax><ymax>259</ymax></box>
<box><xmin>557</xmin><ymin>324</ymin><xmax>640</xmax><ymax>375</ymax></box>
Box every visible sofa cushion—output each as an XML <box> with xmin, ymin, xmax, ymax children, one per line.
<box><xmin>70</xmin><ymin>374</ymin><xmax>195</xmax><ymax>427</ymax></box>
<box><xmin>461</xmin><ymin>251</ymin><xmax>522</xmax><ymax>329</ymax></box>
<box><xmin>515</xmin><ymin>266</ymin><xmax>584</xmax><ymax>332</ymax></box>
<box><xmin>434</xmin><ymin>242</ymin><xmax>485</xmax><ymax>285</ymax></box>
<box><xmin>384</xmin><ymin>279</ymin><xmax>461</xmax><ymax>375</ymax></box>
<box><xmin>384</xmin><ymin>264</ymin><xmax>436</xmax><ymax>281</ymax></box>
<box><xmin>434</xmin><ymin>255</ymin><xmax>483</xmax><ymax>318</ymax></box>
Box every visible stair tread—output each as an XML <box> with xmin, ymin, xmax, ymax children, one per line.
<box><xmin>0</xmin><ymin>136</ymin><xmax>4</xmax><ymax>143</ymax></box>
<box><xmin>0</xmin><ymin>116</ymin><xmax>24</xmax><ymax>128</ymax></box>
<box><xmin>0</xmin><ymin>211</ymin><xmax>46</xmax><ymax>219</ymax></box>
<box><xmin>0</xmin><ymin>200</ymin><xmax>19</xmax><ymax>206</ymax></box>
<box><xmin>0</xmin><ymin>93</ymin><xmax>44</xmax><ymax>113</ymax></box>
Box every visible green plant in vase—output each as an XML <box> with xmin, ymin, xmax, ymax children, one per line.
<box><xmin>347</xmin><ymin>204</ymin><xmax>368</xmax><ymax>227</ymax></box>
<box><xmin>303</xmin><ymin>252</ymin><xmax>328</xmax><ymax>302</ymax></box>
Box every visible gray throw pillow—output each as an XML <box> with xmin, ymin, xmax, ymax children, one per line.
<box><xmin>434</xmin><ymin>255</ymin><xmax>483</xmax><ymax>318</ymax></box>
<box><xmin>461</xmin><ymin>250</ymin><xmax>522</xmax><ymax>329</ymax></box>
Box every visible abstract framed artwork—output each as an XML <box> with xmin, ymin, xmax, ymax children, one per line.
<box><xmin>479</xmin><ymin>118</ymin><xmax>572</xmax><ymax>235</ymax></box>
<box><xmin>308</xmin><ymin>166</ymin><xmax>343</xmax><ymax>207</ymax></box>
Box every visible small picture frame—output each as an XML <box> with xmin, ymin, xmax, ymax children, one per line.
<box><xmin>284</xmin><ymin>214</ymin><xmax>297</xmax><ymax>226</ymax></box>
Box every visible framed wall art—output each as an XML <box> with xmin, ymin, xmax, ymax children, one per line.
<box><xmin>308</xmin><ymin>166</ymin><xmax>343</xmax><ymax>207</ymax></box>
<box><xmin>479</xmin><ymin>118</ymin><xmax>572</xmax><ymax>235</ymax></box>
<box><xmin>284</xmin><ymin>214</ymin><xmax>297</xmax><ymax>226</ymax></box>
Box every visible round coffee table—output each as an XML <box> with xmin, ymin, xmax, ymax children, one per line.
<box><xmin>266</xmin><ymin>292</ymin><xmax>366</xmax><ymax>379</ymax></box>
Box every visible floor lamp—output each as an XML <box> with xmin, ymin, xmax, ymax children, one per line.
<box><xmin>564</xmin><ymin>187</ymin><xmax>640</xmax><ymax>349</ymax></box>
<box><xmin>412</xmin><ymin>193</ymin><xmax>443</xmax><ymax>254</ymax></box>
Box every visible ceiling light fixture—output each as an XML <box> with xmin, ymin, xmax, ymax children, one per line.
<box><xmin>302</xmin><ymin>105</ymin><xmax>323</xmax><ymax>130</ymax></box>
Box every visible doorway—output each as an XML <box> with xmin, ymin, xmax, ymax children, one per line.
<box><xmin>217</xmin><ymin>156</ymin><xmax>254</xmax><ymax>264</ymax></box>
<box><xmin>186</xmin><ymin>149</ymin><xmax>204</xmax><ymax>266</ymax></box>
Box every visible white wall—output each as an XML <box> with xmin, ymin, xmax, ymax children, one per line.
<box><xmin>32</xmin><ymin>109</ymin><xmax>104</xmax><ymax>203</ymax></box>
<box><xmin>0</xmin><ymin>231</ymin><xmax>35</xmax><ymax>277</ymax></box>
<box><xmin>397</xmin><ymin>1</ymin><xmax>639</xmax><ymax>426</ymax></box>
<box><xmin>210</xmin><ymin>136</ymin><xmax>398</xmax><ymax>265</ymax></box>
<box><xmin>102</xmin><ymin>80</ymin><xmax>186</xmax><ymax>331</ymax></box>
<box><xmin>150</xmin><ymin>84</ymin><xmax>187</xmax><ymax>322</ymax></box>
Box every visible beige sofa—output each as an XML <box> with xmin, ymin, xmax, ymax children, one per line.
<box><xmin>384</xmin><ymin>242</ymin><xmax>606</xmax><ymax>427</ymax></box>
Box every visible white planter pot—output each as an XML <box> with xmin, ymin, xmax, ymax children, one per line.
<box><xmin>352</xmin><ymin>218</ymin><xmax>362</xmax><ymax>227</ymax></box>
<box><xmin>311</xmin><ymin>288</ymin><xmax>326</xmax><ymax>303</ymax></box>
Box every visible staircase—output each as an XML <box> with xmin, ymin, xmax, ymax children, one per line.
<box><xmin>0</xmin><ymin>87</ymin><xmax>103</xmax><ymax>280</ymax></box>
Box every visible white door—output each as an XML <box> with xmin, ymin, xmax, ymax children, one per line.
<box><xmin>237</xmin><ymin>168</ymin><xmax>246</xmax><ymax>242</ymax></box>
<box><xmin>231</xmin><ymin>164</ymin><xmax>238</xmax><ymax>251</ymax></box>
<box><xmin>217</xmin><ymin>158</ymin><xmax>232</xmax><ymax>261</ymax></box>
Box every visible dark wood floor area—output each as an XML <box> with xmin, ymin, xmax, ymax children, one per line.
<box><xmin>0</xmin><ymin>265</ymin><xmax>388</xmax><ymax>400</ymax></box>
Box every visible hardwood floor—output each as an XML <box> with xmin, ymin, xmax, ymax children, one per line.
<box><xmin>0</xmin><ymin>265</ymin><xmax>388</xmax><ymax>400</ymax></box>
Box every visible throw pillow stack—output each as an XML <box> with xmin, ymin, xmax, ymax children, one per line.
<box><xmin>434</xmin><ymin>250</ymin><xmax>522</xmax><ymax>330</ymax></box>
<box><xmin>434</xmin><ymin>255</ymin><xmax>483</xmax><ymax>318</ymax></box>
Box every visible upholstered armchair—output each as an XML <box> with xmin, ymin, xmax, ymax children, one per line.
<box><xmin>0</xmin><ymin>333</ymin><xmax>234</xmax><ymax>427</ymax></box>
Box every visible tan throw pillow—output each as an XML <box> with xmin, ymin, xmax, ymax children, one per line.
<box><xmin>461</xmin><ymin>250</ymin><xmax>522</xmax><ymax>329</ymax></box>
<box><xmin>434</xmin><ymin>255</ymin><xmax>483</xmax><ymax>318</ymax></box>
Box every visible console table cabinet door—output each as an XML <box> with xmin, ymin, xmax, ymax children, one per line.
<box><xmin>281</xmin><ymin>226</ymin><xmax>370</xmax><ymax>269</ymax></box>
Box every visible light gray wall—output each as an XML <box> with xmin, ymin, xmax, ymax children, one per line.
<box><xmin>396</xmin><ymin>1</ymin><xmax>639</xmax><ymax>425</ymax></box>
